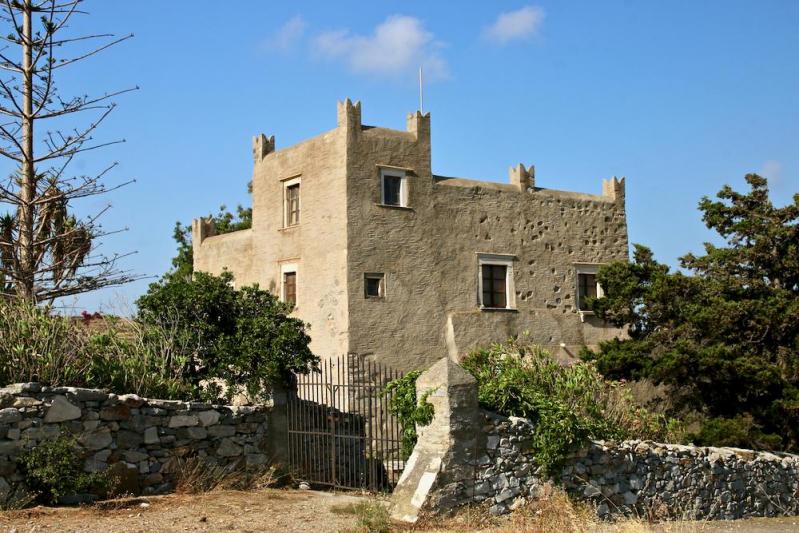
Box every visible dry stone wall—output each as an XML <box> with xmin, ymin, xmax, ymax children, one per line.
<box><xmin>392</xmin><ymin>358</ymin><xmax>799</xmax><ymax>523</ymax></box>
<box><xmin>478</xmin><ymin>414</ymin><xmax>799</xmax><ymax>519</ymax></box>
<box><xmin>0</xmin><ymin>383</ymin><xmax>271</xmax><ymax>503</ymax></box>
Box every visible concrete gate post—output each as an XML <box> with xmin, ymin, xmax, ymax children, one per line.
<box><xmin>390</xmin><ymin>357</ymin><xmax>482</xmax><ymax>523</ymax></box>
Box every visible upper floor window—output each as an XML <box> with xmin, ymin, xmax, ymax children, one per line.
<box><xmin>381</xmin><ymin>169</ymin><xmax>407</xmax><ymax>207</ymax></box>
<box><xmin>576</xmin><ymin>265</ymin><xmax>603</xmax><ymax>311</ymax></box>
<box><xmin>283</xmin><ymin>177</ymin><xmax>300</xmax><ymax>227</ymax></box>
<box><xmin>478</xmin><ymin>254</ymin><xmax>515</xmax><ymax>310</ymax></box>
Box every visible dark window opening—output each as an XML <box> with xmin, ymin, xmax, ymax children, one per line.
<box><xmin>578</xmin><ymin>273</ymin><xmax>597</xmax><ymax>310</ymax></box>
<box><xmin>481</xmin><ymin>264</ymin><xmax>507</xmax><ymax>308</ymax></box>
<box><xmin>286</xmin><ymin>183</ymin><xmax>300</xmax><ymax>226</ymax></box>
<box><xmin>283</xmin><ymin>271</ymin><xmax>297</xmax><ymax>305</ymax></box>
<box><xmin>382</xmin><ymin>175</ymin><xmax>402</xmax><ymax>206</ymax></box>
<box><xmin>364</xmin><ymin>274</ymin><xmax>384</xmax><ymax>298</ymax></box>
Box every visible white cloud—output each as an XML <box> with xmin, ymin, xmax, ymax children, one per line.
<box><xmin>266</xmin><ymin>15</ymin><xmax>307</xmax><ymax>51</ymax></box>
<box><xmin>483</xmin><ymin>5</ymin><xmax>544</xmax><ymax>45</ymax></box>
<box><xmin>314</xmin><ymin>15</ymin><xmax>448</xmax><ymax>80</ymax></box>
<box><xmin>760</xmin><ymin>160</ymin><xmax>783</xmax><ymax>184</ymax></box>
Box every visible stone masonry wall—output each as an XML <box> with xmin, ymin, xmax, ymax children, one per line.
<box><xmin>391</xmin><ymin>359</ymin><xmax>799</xmax><ymax>523</ymax></box>
<box><xmin>476</xmin><ymin>413</ymin><xmax>799</xmax><ymax>520</ymax></box>
<box><xmin>0</xmin><ymin>383</ymin><xmax>271</xmax><ymax>504</ymax></box>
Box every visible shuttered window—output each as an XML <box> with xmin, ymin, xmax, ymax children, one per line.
<box><xmin>283</xmin><ymin>271</ymin><xmax>297</xmax><ymax>306</ymax></box>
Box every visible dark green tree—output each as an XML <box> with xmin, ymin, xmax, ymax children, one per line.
<box><xmin>136</xmin><ymin>270</ymin><xmax>317</xmax><ymax>402</ymax></box>
<box><xmin>583</xmin><ymin>174</ymin><xmax>799</xmax><ymax>450</ymax></box>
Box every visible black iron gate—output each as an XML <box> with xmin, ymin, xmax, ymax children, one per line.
<box><xmin>287</xmin><ymin>354</ymin><xmax>405</xmax><ymax>492</ymax></box>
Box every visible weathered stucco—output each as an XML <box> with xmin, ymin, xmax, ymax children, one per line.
<box><xmin>193</xmin><ymin>100</ymin><xmax>629</xmax><ymax>372</ymax></box>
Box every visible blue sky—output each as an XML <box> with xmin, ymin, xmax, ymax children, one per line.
<box><xmin>11</xmin><ymin>1</ymin><xmax>796</xmax><ymax>312</ymax></box>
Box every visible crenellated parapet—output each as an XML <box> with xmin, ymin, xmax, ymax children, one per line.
<box><xmin>337</xmin><ymin>98</ymin><xmax>362</xmax><ymax>135</ymax></box>
<box><xmin>602</xmin><ymin>176</ymin><xmax>626</xmax><ymax>205</ymax></box>
<box><xmin>191</xmin><ymin>216</ymin><xmax>216</xmax><ymax>246</ymax></box>
<box><xmin>509</xmin><ymin>163</ymin><xmax>535</xmax><ymax>191</ymax></box>
<box><xmin>252</xmin><ymin>133</ymin><xmax>275</xmax><ymax>163</ymax></box>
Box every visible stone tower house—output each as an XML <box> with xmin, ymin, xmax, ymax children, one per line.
<box><xmin>193</xmin><ymin>99</ymin><xmax>628</xmax><ymax>372</ymax></box>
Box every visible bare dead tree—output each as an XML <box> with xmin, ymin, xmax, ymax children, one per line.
<box><xmin>0</xmin><ymin>0</ymin><xmax>139</xmax><ymax>303</ymax></box>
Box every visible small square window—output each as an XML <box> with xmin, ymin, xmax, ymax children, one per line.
<box><xmin>364</xmin><ymin>273</ymin><xmax>385</xmax><ymax>298</ymax></box>
<box><xmin>381</xmin><ymin>170</ymin><xmax>407</xmax><ymax>207</ymax></box>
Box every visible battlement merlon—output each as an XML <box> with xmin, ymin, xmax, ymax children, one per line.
<box><xmin>252</xmin><ymin>133</ymin><xmax>275</xmax><ymax>163</ymax></box>
<box><xmin>337</xmin><ymin>98</ymin><xmax>362</xmax><ymax>136</ymax></box>
<box><xmin>192</xmin><ymin>217</ymin><xmax>216</xmax><ymax>246</ymax></box>
<box><xmin>406</xmin><ymin>110</ymin><xmax>431</xmax><ymax>142</ymax></box>
<box><xmin>602</xmin><ymin>176</ymin><xmax>626</xmax><ymax>205</ymax></box>
<box><xmin>509</xmin><ymin>163</ymin><xmax>535</xmax><ymax>191</ymax></box>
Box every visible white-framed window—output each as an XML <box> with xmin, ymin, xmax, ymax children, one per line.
<box><xmin>364</xmin><ymin>273</ymin><xmax>385</xmax><ymax>299</ymax></box>
<box><xmin>380</xmin><ymin>169</ymin><xmax>407</xmax><ymax>207</ymax></box>
<box><xmin>478</xmin><ymin>254</ymin><xmax>515</xmax><ymax>309</ymax></box>
<box><xmin>280</xmin><ymin>263</ymin><xmax>298</xmax><ymax>307</ymax></box>
<box><xmin>283</xmin><ymin>177</ymin><xmax>301</xmax><ymax>227</ymax></box>
<box><xmin>575</xmin><ymin>264</ymin><xmax>604</xmax><ymax>312</ymax></box>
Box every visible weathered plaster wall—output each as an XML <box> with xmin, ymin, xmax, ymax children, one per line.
<box><xmin>194</xmin><ymin>107</ymin><xmax>351</xmax><ymax>361</ymax></box>
<box><xmin>0</xmin><ymin>383</ymin><xmax>271</xmax><ymax>504</ymax></box>
<box><xmin>345</xmin><ymin>108</ymin><xmax>628</xmax><ymax>372</ymax></box>
<box><xmin>194</xmin><ymin>100</ymin><xmax>629</xmax><ymax>372</ymax></box>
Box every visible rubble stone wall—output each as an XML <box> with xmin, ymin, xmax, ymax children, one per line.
<box><xmin>0</xmin><ymin>383</ymin><xmax>271</xmax><ymax>503</ymax></box>
<box><xmin>476</xmin><ymin>413</ymin><xmax>799</xmax><ymax>520</ymax></box>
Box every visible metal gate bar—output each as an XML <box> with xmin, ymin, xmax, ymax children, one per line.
<box><xmin>286</xmin><ymin>354</ymin><xmax>405</xmax><ymax>492</ymax></box>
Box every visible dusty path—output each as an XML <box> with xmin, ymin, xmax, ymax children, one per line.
<box><xmin>0</xmin><ymin>489</ymin><xmax>366</xmax><ymax>533</ymax></box>
<box><xmin>1</xmin><ymin>489</ymin><xmax>798</xmax><ymax>533</ymax></box>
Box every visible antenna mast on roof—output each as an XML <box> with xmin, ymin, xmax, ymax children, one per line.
<box><xmin>419</xmin><ymin>66</ymin><xmax>424</xmax><ymax>114</ymax></box>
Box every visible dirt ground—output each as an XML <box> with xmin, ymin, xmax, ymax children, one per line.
<box><xmin>1</xmin><ymin>489</ymin><xmax>798</xmax><ymax>533</ymax></box>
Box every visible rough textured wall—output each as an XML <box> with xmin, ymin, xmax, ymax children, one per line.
<box><xmin>474</xmin><ymin>413</ymin><xmax>799</xmax><ymax>520</ymax></box>
<box><xmin>195</xmin><ymin>100</ymin><xmax>629</xmax><ymax>372</ymax></box>
<box><xmin>192</xmin><ymin>228</ymin><xmax>254</xmax><ymax>286</ymax></box>
<box><xmin>0</xmin><ymin>383</ymin><xmax>270</xmax><ymax>503</ymax></box>
<box><xmin>346</xmin><ymin>111</ymin><xmax>628</xmax><ymax>372</ymax></box>
<box><xmin>194</xmin><ymin>107</ymin><xmax>351</xmax><ymax>361</ymax></box>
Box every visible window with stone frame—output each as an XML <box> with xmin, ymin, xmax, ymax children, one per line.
<box><xmin>381</xmin><ymin>169</ymin><xmax>407</xmax><ymax>207</ymax></box>
<box><xmin>283</xmin><ymin>178</ymin><xmax>300</xmax><ymax>227</ymax></box>
<box><xmin>478</xmin><ymin>254</ymin><xmax>515</xmax><ymax>309</ymax></box>
<box><xmin>283</xmin><ymin>271</ymin><xmax>297</xmax><ymax>306</ymax></box>
<box><xmin>575</xmin><ymin>265</ymin><xmax>603</xmax><ymax>311</ymax></box>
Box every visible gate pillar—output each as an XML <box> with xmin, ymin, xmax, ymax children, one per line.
<box><xmin>390</xmin><ymin>357</ymin><xmax>482</xmax><ymax>523</ymax></box>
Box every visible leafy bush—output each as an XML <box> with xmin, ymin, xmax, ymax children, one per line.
<box><xmin>383</xmin><ymin>371</ymin><xmax>435</xmax><ymax>459</ymax></box>
<box><xmin>0</xmin><ymin>299</ymin><xmax>194</xmax><ymax>399</ymax></box>
<box><xmin>461</xmin><ymin>340</ymin><xmax>681</xmax><ymax>473</ymax></box>
<box><xmin>18</xmin><ymin>435</ymin><xmax>108</xmax><ymax>504</ymax></box>
<box><xmin>136</xmin><ymin>270</ymin><xmax>319</xmax><ymax>402</ymax></box>
<box><xmin>0</xmin><ymin>300</ymin><xmax>91</xmax><ymax>386</ymax></box>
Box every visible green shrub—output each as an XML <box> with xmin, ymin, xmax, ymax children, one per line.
<box><xmin>461</xmin><ymin>339</ymin><xmax>682</xmax><ymax>473</ymax></box>
<box><xmin>0</xmin><ymin>299</ymin><xmax>197</xmax><ymax>400</ymax></box>
<box><xmin>136</xmin><ymin>270</ymin><xmax>319</xmax><ymax>402</ymax></box>
<box><xmin>0</xmin><ymin>300</ymin><xmax>90</xmax><ymax>386</ymax></box>
<box><xmin>18</xmin><ymin>435</ymin><xmax>108</xmax><ymax>504</ymax></box>
<box><xmin>383</xmin><ymin>371</ymin><xmax>434</xmax><ymax>459</ymax></box>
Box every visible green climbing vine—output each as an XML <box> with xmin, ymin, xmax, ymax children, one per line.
<box><xmin>383</xmin><ymin>370</ymin><xmax>435</xmax><ymax>459</ymax></box>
